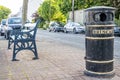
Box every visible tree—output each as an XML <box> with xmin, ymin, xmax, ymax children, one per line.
<box><xmin>0</xmin><ymin>5</ymin><xmax>11</xmax><ymax>21</ymax></box>
<box><xmin>58</xmin><ymin>0</ymin><xmax>72</xmax><ymax>15</ymax></box>
<box><xmin>110</xmin><ymin>0</ymin><xmax>120</xmax><ymax>19</ymax></box>
<box><xmin>72</xmin><ymin>0</ymin><xmax>120</xmax><ymax>20</ymax></box>
<box><xmin>52</xmin><ymin>11</ymin><xmax>66</xmax><ymax>22</ymax></box>
<box><xmin>38</xmin><ymin>0</ymin><xmax>56</xmax><ymax>22</ymax></box>
<box><xmin>38</xmin><ymin>0</ymin><xmax>120</xmax><ymax>25</ymax></box>
<box><xmin>38</xmin><ymin>0</ymin><xmax>66</xmax><ymax>23</ymax></box>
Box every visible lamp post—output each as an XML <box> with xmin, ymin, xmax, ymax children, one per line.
<box><xmin>72</xmin><ymin>0</ymin><xmax>74</xmax><ymax>22</ymax></box>
<box><xmin>49</xmin><ymin>0</ymin><xmax>51</xmax><ymax>22</ymax></box>
<box><xmin>22</xmin><ymin>0</ymin><xmax>28</xmax><ymax>26</ymax></box>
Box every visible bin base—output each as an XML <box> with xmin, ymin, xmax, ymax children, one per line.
<box><xmin>84</xmin><ymin>70</ymin><xmax>115</xmax><ymax>78</ymax></box>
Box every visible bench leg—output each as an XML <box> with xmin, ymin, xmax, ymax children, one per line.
<box><xmin>8</xmin><ymin>38</ymin><xmax>13</xmax><ymax>49</ymax></box>
<box><xmin>12</xmin><ymin>42</ymin><xmax>19</xmax><ymax>61</ymax></box>
<box><xmin>11</xmin><ymin>41</ymin><xmax>39</xmax><ymax>61</ymax></box>
<box><xmin>8</xmin><ymin>39</ymin><xmax>11</xmax><ymax>49</ymax></box>
<box><xmin>32</xmin><ymin>41</ymin><xmax>39</xmax><ymax>60</ymax></box>
<box><xmin>12</xmin><ymin>51</ymin><xmax>19</xmax><ymax>61</ymax></box>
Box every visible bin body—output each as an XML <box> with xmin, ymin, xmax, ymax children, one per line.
<box><xmin>84</xmin><ymin>6</ymin><xmax>115</xmax><ymax>77</ymax></box>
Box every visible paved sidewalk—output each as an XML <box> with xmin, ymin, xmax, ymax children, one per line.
<box><xmin>0</xmin><ymin>36</ymin><xmax>120</xmax><ymax>80</ymax></box>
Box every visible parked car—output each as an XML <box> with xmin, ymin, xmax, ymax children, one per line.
<box><xmin>64</xmin><ymin>22</ymin><xmax>85</xmax><ymax>34</ymax></box>
<box><xmin>114</xmin><ymin>27</ymin><xmax>120</xmax><ymax>37</ymax></box>
<box><xmin>4</xmin><ymin>17</ymin><xmax>22</xmax><ymax>39</ymax></box>
<box><xmin>48</xmin><ymin>21</ymin><xmax>64</xmax><ymax>32</ymax></box>
<box><xmin>0</xmin><ymin>19</ymin><xmax>7</xmax><ymax>36</ymax></box>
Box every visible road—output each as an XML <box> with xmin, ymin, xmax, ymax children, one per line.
<box><xmin>0</xmin><ymin>29</ymin><xmax>119</xmax><ymax>58</ymax></box>
<box><xmin>37</xmin><ymin>29</ymin><xmax>120</xmax><ymax>58</ymax></box>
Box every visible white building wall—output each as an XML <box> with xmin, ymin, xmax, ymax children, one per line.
<box><xmin>69</xmin><ymin>10</ymin><xmax>85</xmax><ymax>25</ymax></box>
<box><xmin>17</xmin><ymin>7</ymin><xmax>22</xmax><ymax>17</ymax></box>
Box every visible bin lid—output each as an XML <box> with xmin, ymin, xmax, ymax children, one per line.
<box><xmin>85</xmin><ymin>6</ymin><xmax>116</xmax><ymax>11</ymax></box>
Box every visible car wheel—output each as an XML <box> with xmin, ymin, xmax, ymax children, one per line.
<box><xmin>73</xmin><ymin>28</ymin><xmax>77</xmax><ymax>34</ymax></box>
<box><xmin>64</xmin><ymin>28</ymin><xmax>68</xmax><ymax>33</ymax></box>
<box><xmin>53</xmin><ymin>28</ymin><xmax>56</xmax><ymax>32</ymax></box>
<box><xmin>119</xmin><ymin>34</ymin><xmax>120</xmax><ymax>37</ymax></box>
<box><xmin>49</xmin><ymin>30</ymin><xmax>51</xmax><ymax>32</ymax></box>
<box><xmin>80</xmin><ymin>30</ymin><xmax>85</xmax><ymax>34</ymax></box>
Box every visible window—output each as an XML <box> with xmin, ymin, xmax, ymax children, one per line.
<box><xmin>8</xmin><ymin>18</ymin><xmax>22</xmax><ymax>24</ymax></box>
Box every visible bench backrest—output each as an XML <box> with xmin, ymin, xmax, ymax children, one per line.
<box><xmin>29</xmin><ymin>20</ymin><xmax>40</xmax><ymax>39</ymax></box>
<box><xmin>9</xmin><ymin>19</ymin><xmax>40</xmax><ymax>41</ymax></box>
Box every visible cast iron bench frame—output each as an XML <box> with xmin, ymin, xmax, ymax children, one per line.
<box><xmin>8</xmin><ymin>20</ymin><xmax>40</xmax><ymax>61</ymax></box>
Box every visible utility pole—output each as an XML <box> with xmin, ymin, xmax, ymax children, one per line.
<box><xmin>22</xmin><ymin>0</ymin><xmax>28</xmax><ymax>26</ymax></box>
<box><xmin>49</xmin><ymin>0</ymin><xmax>51</xmax><ymax>22</ymax></box>
<box><xmin>72</xmin><ymin>0</ymin><xmax>74</xmax><ymax>22</ymax></box>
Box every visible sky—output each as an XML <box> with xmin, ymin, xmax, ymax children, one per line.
<box><xmin>0</xmin><ymin>0</ymin><xmax>23</xmax><ymax>14</ymax></box>
<box><xmin>0</xmin><ymin>0</ymin><xmax>44</xmax><ymax>21</ymax></box>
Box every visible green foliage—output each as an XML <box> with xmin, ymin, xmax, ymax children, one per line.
<box><xmin>58</xmin><ymin>0</ymin><xmax>71</xmax><ymax>15</ymax></box>
<box><xmin>51</xmin><ymin>11</ymin><xmax>66</xmax><ymax>23</ymax></box>
<box><xmin>76</xmin><ymin>0</ymin><xmax>120</xmax><ymax>20</ymax></box>
<box><xmin>115</xmin><ymin>18</ymin><xmax>120</xmax><ymax>26</ymax></box>
<box><xmin>38</xmin><ymin>0</ymin><xmax>58</xmax><ymax>22</ymax></box>
<box><xmin>110</xmin><ymin>0</ymin><xmax>120</xmax><ymax>20</ymax></box>
<box><xmin>43</xmin><ymin>22</ymin><xmax>49</xmax><ymax>30</ymax></box>
<box><xmin>37</xmin><ymin>0</ymin><xmax>120</xmax><ymax>28</ymax></box>
<box><xmin>38</xmin><ymin>19</ymin><xmax>45</xmax><ymax>28</ymax></box>
<box><xmin>37</xmin><ymin>0</ymin><xmax>66</xmax><ymax>28</ymax></box>
<box><xmin>38</xmin><ymin>0</ymin><xmax>50</xmax><ymax>22</ymax></box>
<box><xmin>0</xmin><ymin>5</ymin><xmax>11</xmax><ymax>21</ymax></box>
<box><xmin>63</xmin><ymin>0</ymin><xmax>71</xmax><ymax>12</ymax></box>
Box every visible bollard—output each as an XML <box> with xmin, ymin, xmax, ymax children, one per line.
<box><xmin>84</xmin><ymin>6</ymin><xmax>116</xmax><ymax>77</ymax></box>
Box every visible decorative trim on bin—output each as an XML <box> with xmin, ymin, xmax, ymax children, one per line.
<box><xmin>86</xmin><ymin>59</ymin><xmax>114</xmax><ymax>63</ymax></box>
<box><xmin>85</xmin><ymin>70</ymin><xmax>114</xmax><ymax>75</ymax></box>
<box><xmin>86</xmin><ymin>37</ymin><xmax>114</xmax><ymax>40</ymax></box>
<box><xmin>87</xmin><ymin>25</ymin><xmax>115</xmax><ymax>27</ymax></box>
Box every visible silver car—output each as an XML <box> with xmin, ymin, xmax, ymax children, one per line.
<box><xmin>0</xmin><ymin>19</ymin><xmax>6</xmax><ymax>36</ymax></box>
<box><xmin>48</xmin><ymin>21</ymin><xmax>64</xmax><ymax>32</ymax></box>
<box><xmin>64</xmin><ymin>22</ymin><xmax>85</xmax><ymax>34</ymax></box>
<box><xmin>4</xmin><ymin>17</ymin><xmax>22</xmax><ymax>39</ymax></box>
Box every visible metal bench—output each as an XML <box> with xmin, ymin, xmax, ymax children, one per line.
<box><xmin>8</xmin><ymin>20</ymin><xmax>40</xmax><ymax>61</ymax></box>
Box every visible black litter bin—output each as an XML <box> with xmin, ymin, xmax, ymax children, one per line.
<box><xmin>84</xmin><ymin>6</ymin><xmax>116</xmax><ymax>77</ymax></box>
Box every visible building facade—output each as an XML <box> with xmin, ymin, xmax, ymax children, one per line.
<box><xmin>69</xmin><ymin>10</ymin><xmax>85</xmax><ymax>25</ymax></box>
